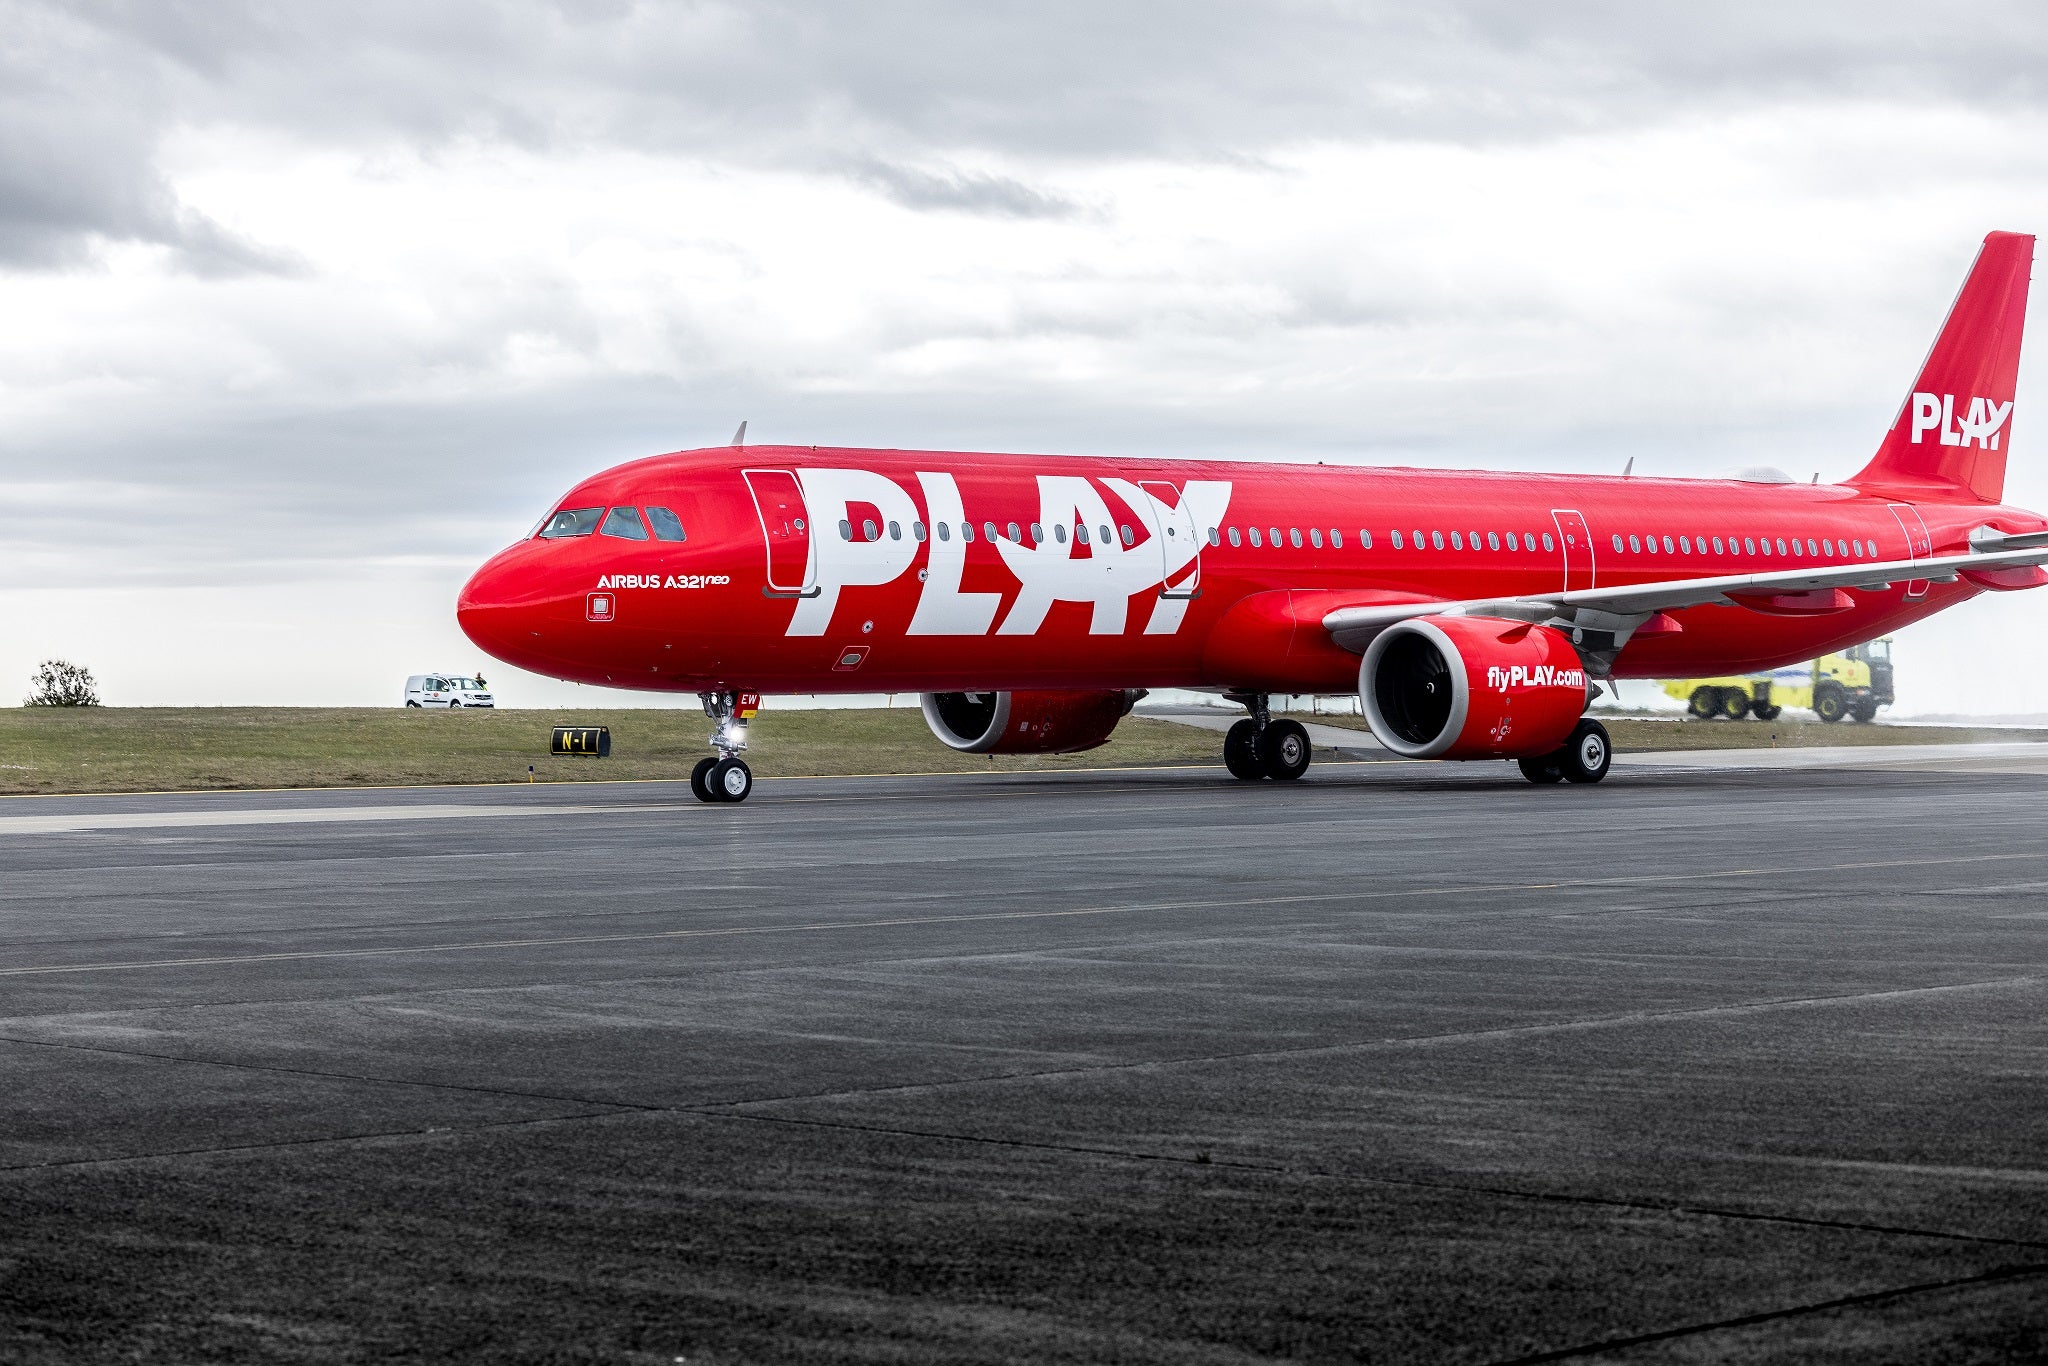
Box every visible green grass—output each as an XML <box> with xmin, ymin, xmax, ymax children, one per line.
<box><xmin>0</xmin><ymin>707</ymin><xmax>1226</xmax><ymax>796</ymax></box>
<box><xmin>1</xmin><ymin>705</ymin><xmax>2040</xmax><ymax>797</ymax></box>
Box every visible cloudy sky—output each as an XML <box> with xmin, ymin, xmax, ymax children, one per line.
<box><xmin>7</xmin><ymin>1</ymin><xmax>2048</xmax><ymax>711</ymax></box>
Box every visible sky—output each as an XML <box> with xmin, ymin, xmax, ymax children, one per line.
<box><xmin>7</xmin><ymin>1</ymin><xmax>2048</xmax><ymax>712</ymax></box>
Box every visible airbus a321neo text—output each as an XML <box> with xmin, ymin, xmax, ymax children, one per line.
<box><xmin>459</xmin><ymin>231</ymin><xmax>2048</xmax><ymax>803</ymax></box>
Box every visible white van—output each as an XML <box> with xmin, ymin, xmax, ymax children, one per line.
<box><xmin>405</xmin><ymin>674</ymin><xmax>495</xmax><ymax>708</ymax></box>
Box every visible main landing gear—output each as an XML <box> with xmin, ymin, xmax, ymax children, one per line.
<box><xmin>1517</xmin><ymin>718</ymin><xmax>1612</xmax><ymax>786</ymax></box>
<box><xmin>1223</xmin><ymin>694</ymin><xmax>1312</xmax><ymax>782</ymax></box>
<box><xmin>690</xmin><ymin>690</ymin><xmax>758</xmax><ymax>803</ymax></box>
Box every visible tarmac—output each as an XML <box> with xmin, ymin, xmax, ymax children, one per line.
<box><xmin>2</xmin><ymin>747</ymin><xmax>2046</xmax><ymax>1364</ymax></box>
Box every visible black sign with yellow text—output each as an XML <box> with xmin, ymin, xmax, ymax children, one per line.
<box><xmin>550</xmin><ymin>725</ymin><xmax>611</xmax><ymax>757</ymax></box>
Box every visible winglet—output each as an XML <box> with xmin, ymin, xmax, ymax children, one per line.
<box><xmin>1849</xmin><ymin>231</ymin><xmax>2034</xmax><ymax>503</ymax></box>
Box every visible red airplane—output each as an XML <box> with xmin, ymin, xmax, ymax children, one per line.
<box><xmin>460</xmin><ymin>232</ymin><xmax>2048</xmax><ymax>803</ymax></box>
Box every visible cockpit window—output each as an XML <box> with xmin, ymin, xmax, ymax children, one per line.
<box><xmin>600</xmin><ymin>506</ymin><xmax>649</xmax><ymax>540</ymax></box>
<box><xmin>539</xmin><ymin>507</ymin><xmax>603</xmax><ymax>539</ymax></box>
<box><xmin>645</xmin><ymin>506</ymin><xmax>687</xmax><ymax>542</ymax></box>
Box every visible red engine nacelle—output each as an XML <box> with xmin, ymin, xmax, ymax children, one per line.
<box><xmin>1361</xmin><ymin>617</ymin><xmax>1592</xmax><ymax>760</ymax></box>
<box><xmin>920</xmin><ymin>689</ymin><xmax>1145</xmax><ymax>755</ymax></box>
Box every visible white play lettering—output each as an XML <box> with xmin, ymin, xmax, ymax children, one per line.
<box><xmin>906</xmin><ymin>471</ymin><xmax>1001</xmax><ymax>635</ymax></box>
<box><xmin>787</xmin><ymin>468</ymin><xmax>921</xmax><ymax>636</ymax></box>
<box><xmin>1910</xmin><ymin>391</ymin><xmax>2013</xmax><ymax>449</ymax></box>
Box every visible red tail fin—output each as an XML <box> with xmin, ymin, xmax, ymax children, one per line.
<box><xmin>1849</xmin><ymin>231</ymin><xmax>2034</xmax><ymax>503</ymax></box>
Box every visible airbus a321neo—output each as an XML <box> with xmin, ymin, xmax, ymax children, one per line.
<box><xmin>459</xmin><ymin>231</ymin><xmax>2048</xmax><ymax>803</ymax></box>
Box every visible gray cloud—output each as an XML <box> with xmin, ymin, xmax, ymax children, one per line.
<box><xmin>12</xmin><ymin>0</ymin><xmax>2048</xmax><ymax>267</ymax></box>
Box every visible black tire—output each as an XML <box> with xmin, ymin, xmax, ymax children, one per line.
<box><xmin>1752</xmin><ymin>703</ymin><xmax>1782</xmax><ymax>721</ymax></box>
<box><xmin>405</xmin><ymin>700</ymin><xmax>421</xmax><ymax>708</ymax></box>
<box><xmin>1814</xmin><ymin>686</ymin><xmax>1846</xmax><ymax>723</ymax></box>
<box><xmin>690</xmin><ymin>756</ymin><xmax>719</xmax><ymax>803</ymax></box>
<box><xmin>1687</xmin><ymin>687</ymin><xmax>1719</xmax><ymax>719</ymax></box>
<box><xmin>710</xmin><ymin>758</ymin><xmax>753</xmax><ymax>803</ymax></box>
<box><xmin>1519</xmin><ymin>755</ymin><xmax>1564</xmax><ymax>784</ymax></box>
<box><xmin>1850</xmin><ymin>700</ymin><xmax>1879</xmax><ymax>723</ymax></box>
<box><xmin>1719</xmin><ymin>690</ymin><xmax>1751</xmax><ymax>720</ymax></box>
<box><xmin>1260</xmin><ymin>719</ymin><xmax>1311</xmax><ymax>781</ymax></box>
<box><xmin>1223</xmin><ymin>719</ymin><xmax>1264</xmax><ymax>780</ymax></box>
<box><xmin>1560</xmin><ymin>720</ymin><xmax>1612</xmax><ymax>784</ymax></box>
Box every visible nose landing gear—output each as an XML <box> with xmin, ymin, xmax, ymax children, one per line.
<box><xmin>691</xmin><ymin>690</ymin><xmax>760</xmax><ymax>803</ymax></box>
<box><xmin>1222</xmin><ymin>694</ymin><xmax>1312</xmax><ymax>782</ymax></box>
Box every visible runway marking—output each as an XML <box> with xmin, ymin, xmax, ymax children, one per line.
<box><xmin>7</xmin><ymin>848</ymin><xmax>2048</xmax><ymax>978</ymax></box>
<box><xmin>0</xmin><ymin>803</ymin><xmax>684</xmax><ymax>835</ymax></box>
<box><xmin>1480</xmin><ymin>1263</ymin><xmax>2048</xmax><ymax>1365</ymax></box>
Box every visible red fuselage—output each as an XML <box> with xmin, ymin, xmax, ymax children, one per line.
<box><xmin>456</xmin><ymin>446</ymin><xmax>2041</xmax><ymax>696</ymax></box>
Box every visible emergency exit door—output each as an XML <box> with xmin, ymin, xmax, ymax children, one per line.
<box><xmin>742</xmin><ymin>469</ymin><xmax>817</xmax><ymax>596</ymax></box>
<box><xmin>1551</xmin><ymin>509</ymin><xmax>1595</xmax><ymax>592</ymax></box>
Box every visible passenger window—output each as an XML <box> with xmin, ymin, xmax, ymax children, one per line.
<box><xmin>1029</xmin><ymin>522</ymin><xmax>1043</xmax><ymax>543</ymax></box>
<box><xmin>1054</xmin><ymin>524</ymin><xmax>1067</xmax><ymax>544</ymax></box>
<box><xmin>864</xmin><ymin>518</ymin><xmax>879</xmax><ymax>542</ymax></box>
<box><xmin>1007</xmin><ymin>522</ymin><xmax>1021</xmax><ymax>542</ymax></box>
<box><xmin>1629</xmin><ymin>535</ymin><xmax>1641</xmax><ymax>553</ymax></box>
<box><xmin>1776</xmin><ymin>538</ymin><xmax>1788</xmax><ymax>555</ymax></box>
<box><xmin>1291</xmin><ymin>528</ymin><xmax>1303</xmax><ymax>548</ymax></box>
<box><xmin>1662</xmin><ymin>535</ymin><xmax>1674</xmax><ymax>553</ymax></box>
<box><xmin>1614</xmin><ymin>535</ymin><xmax>1625</xmax><ymax>553</ymax></box>
<box><xmin>1228</xmin><ymin>527</ymin><xmax>1241</xmax><ymax>547</ymax></box>
<box><xmin>1207</xmin><ymin>527</ymin><xmax>1220</xmax><ymax>547</ymax></box>
<box><xmin>1309</xmin><ymin>528</ymin><xmax>1323</xmax><ymax>548</ymax></box>
<box><xmin>913</xmin><ymin>521</ymin><xmax>927</xmax><ymax>542</ymax></box>
<box><xmin>1122</xmin><ymin>524</ymin><xmax>1136</xmax><ymax>546</ymax></box>
<box><xmin>937</xmin><ymin>521</ymin><xmax>951</xmax><ymax>542</ymax></box>
<box><xmin>1678</xmin><ymin>535</ymin><xmax>1689</xmax><ymax>553</ymax></box>
<box><xmin>1542</xmin><ymin>533</ymin><xmax>1555</xmax><ymax>551</ymax></box>
<box><xmin>1760</xmin><ymin>538</ymin><xmax>1772</xmax><ymax>556</ymax></box>
<box><xmin>539</xmin><ymin>506</ymin><xmax>603</xmax><ymax>538</ymax></box>
<box><xmin>1431</xmin><ymin>530</ymin><xmax>1445</xmax><ymax>550</ymax></box>
<box><xmin>1249</xmin><ymin>527</ymin><xmax>1263</xmax><ymax>547</ymax></box>
<box><xmin>1450</xmin><ymin>531</ymin><xmax>1463</xmax><ymax>550</ymax></box>
<box><xmin>888</xmin><ymin>520</ymin><xmax>902</xmax><ymax>541</ymax></box>
<box><xmin>984</xmin><ymin>521</ymin><xmax>998</xmax><ymax>542</ymax></box>
<box><xmin>1391</xmin><ymin>530</ymin><xmax>1403</xmax><ymax>549</ymax></box>
<box><xmin>1100</xmin><ymin>524</ymin><xmax>1112</xmax><ymax>544</ymax></box>
<box><xmin>1415</xmin><ymin>529</ymin><xmax>1426</xmax><ymax>549</ymax></box>
<box><xmin>1821</xmin><ymin>538</ymin><xmax>1832</xmax><ymax>555</ymax></box>
<box><xmin>838</xmin><ymin>518</ymin><xmax>853</xmax><ymax>541</ymax></box>
<box><xmin>1078</xmin><ymin>525</ymin><xmax>1091</xmax><ymax>546</ymax></box>
<box><xmin>645</xmin><ymin>506</ymin><xmax>688</xmax><ymax>541</ymax></box>
<box><xmin>1268</xmin><ymin>526</ymin><xmax>1281</xmax><ymax>546</ymax></box>
<box><xmin>1744</xmin><ymin>537</ymin><xmax>1756</xmax><ymax>554</ymax></box>
<box><xmin>1852</xmin><ymin>538</ymin><xmax>1863</xmax><ymax>555</ymax></box>
<box><xmin>1331</xmin><ymin>529</ymin><xmax>1343</xmax><ymax>549</ymax></box>
<box><xmin>1358</xmin><ymin>530</ymin><xmax>1371</xmax><ymax>548</ymax></box>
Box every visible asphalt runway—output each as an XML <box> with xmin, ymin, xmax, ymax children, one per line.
<box><xmin>2</xmin><ymin>752</ymin><xmax>2046</xmax><ymax>1364</ymax></box>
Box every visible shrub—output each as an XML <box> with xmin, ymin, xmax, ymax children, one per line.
<box><xmin>25</xmin><ymin>660</ymin><xmax>100</xmax><ymax>707</ymax></box>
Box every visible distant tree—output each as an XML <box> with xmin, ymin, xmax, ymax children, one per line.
<box><xmin>25</xmin><ymin>660</ymin><xmax>100</xmax><ymax>707</ymax></box>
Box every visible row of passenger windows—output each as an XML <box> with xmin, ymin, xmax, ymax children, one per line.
<box><xmin>539</xmin><ymin>505</ymin><xmax>688</xmax><ymax>542</ymax></box>
<box><xmin>1611</xmin><ymin>532</ymin><xmax>1876</xmax><ymax>560</ymax></box>
<box><xmin>835</xmin><ymin>516</ymin><xmax>1888</xmax><ymax>561</ymax></box>
<box><xmin>840</xmin><ymin>518</ymin><xmax>1142</xmax><ymax>546</ymax></box>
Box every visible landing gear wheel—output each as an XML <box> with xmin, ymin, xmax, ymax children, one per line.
<box><xmin>690</xmin><ymin>757</ymin><xmax>720</xmax><ymax>803</ymax></box>
<box><xmin>1720</xmin><ymin>690</ymin><xmax>1751</xmax><ymax>720</ymax></box>
<box><xmin>708</xmin><ymin>758</ymin><xmax>753</xmax><ymax>802</ymax></box>
<box><xmin>1260</xmin><ymin>719</ymin><xmax>1311</xmax><ymax>781</ymax></box>
<box><xmin>1518</xmin><ymin>755</ymin><xmax>1564</xmax><ymax>784</ymax></box>
<box><xmin>1224</xmin><ymin>719</ymin><xmax>1264</xmax><ymax>780</ymax></box>
<box><xmin>1560</xmin><ymin>720</ymin><xmax>1612</xmax><ymax>784</ymax></box>
<box><xmin>1752</xmin><ymin>703</ymin><xmax>1782</xmax><ymax>721</ymax></box>
<box><xmin>1850</xmin><ymin>700</ymin><xmax>1879</xmax><ymax>723</ymax></box>
<box><xmin>1814</xmin><ymin>688</ymin><xmax>1846</xmax><ymax>723</ymax></box>
<box><xmin>1687</xmin><ymin>686</ymin><xmax>1720</xmax><ymax>719</ymax></box>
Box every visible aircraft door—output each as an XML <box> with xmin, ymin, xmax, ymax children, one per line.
<box><xmin>1888</xmin><ymin>503</ymin><xmax>1933</xmax><ymax>600</ymax></box>
<box><xmin>1139</xmin><ymin>480</ymin><xmax>1202</xmax><ymax>599</ymax></box>
<box><xmin>743</xmin><ymin>469</ymin><xmax>817</xmax><ymax>596</ymax></box>
<box><xmin>1551</xmin><ymin>509</ymin><xmax>1595</xmax><ymax>592</ymax></box>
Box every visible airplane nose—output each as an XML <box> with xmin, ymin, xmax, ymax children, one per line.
<box><xmin>456</xmin><ymin>546</ymin><xmax>533</xmax><ymax>664</ymax></box>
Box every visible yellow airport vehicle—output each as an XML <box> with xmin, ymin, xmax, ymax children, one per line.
<box><xmin>1662</xmin><ymin>638</ymin><xmax>1894</xmax><ymax>723</ymax></box>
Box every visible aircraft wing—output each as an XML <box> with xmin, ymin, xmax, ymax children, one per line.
<box><xmin>1321</xmin><ymin>540</ymin><xmax>2048</xmax><ymax>656</ymax></box>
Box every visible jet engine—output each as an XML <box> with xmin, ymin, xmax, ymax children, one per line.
<box><xmin>920</xmin><ymin>689</ymin><xmax>1146</xmax><ymax>755</ymax></box>
<box><xmin>1360</xmin><ymin>617</ymin><xmax>1593</xmax><ymax>760</ymax></box>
